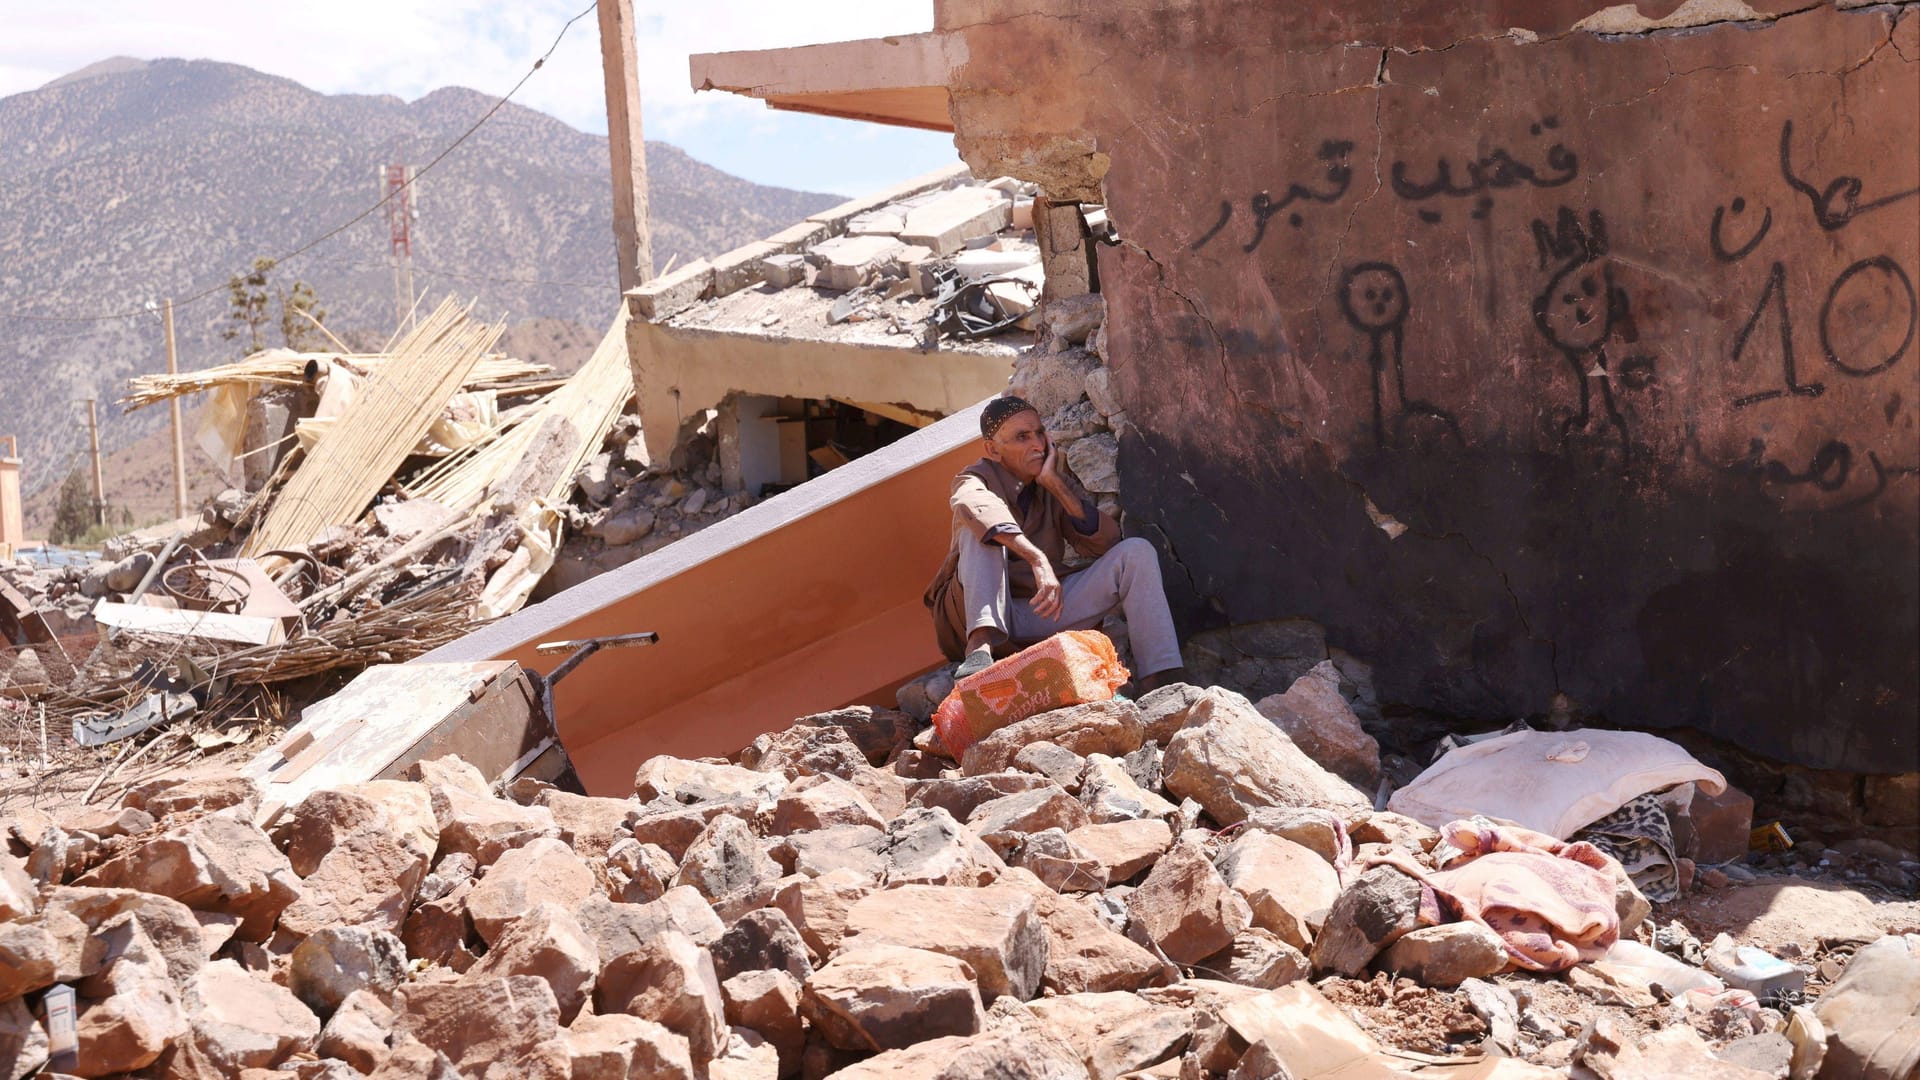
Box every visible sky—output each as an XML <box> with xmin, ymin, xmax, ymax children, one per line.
<box><xmin>0</xmin><ymin>0</ymin><xmax>961</xmax><ymax>198</ymax></box>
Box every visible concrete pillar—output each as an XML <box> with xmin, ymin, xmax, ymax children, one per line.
<box><xmin>1035</xmin><ymin>200</ymin><xmax>1092</xmax><ymax>303</ymax></box>
<box><xmin>717</xmin><ymin>395</ymin><xmax>784</xmax><ymax>497</ymax></box>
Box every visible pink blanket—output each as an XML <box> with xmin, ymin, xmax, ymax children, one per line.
<box><xmin>1369</xmin><ymin>819</ymin><xmax>1621</xmax><ymax>974</ymax></box>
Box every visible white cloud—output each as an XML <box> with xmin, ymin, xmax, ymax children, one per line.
<box><xmin>0</xmin><ymin>1</ymin><xmax>959</xmax><ymax>194</ymax></box>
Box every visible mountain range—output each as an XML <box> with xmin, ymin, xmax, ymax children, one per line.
<box><xmin>0</xmin><ymin>56</ymin><xmax>842</xmax><ymax>525</ymax></box>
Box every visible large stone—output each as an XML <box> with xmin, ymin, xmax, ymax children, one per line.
<box><xmin>0</xmin><ymin>852</ymin><xmax>35</xmax><ymax>921</ymax></box>
<box><xmin>74</xmin><ymin>981</ymin><xmax>189</xmax><ymax>1076</ymax></box>
<box><xmin>466</xmin><ymin>836</ymin><xmax>596</xmax><ymax>945</ymax></box>
<box><xmin>428</xmin><ymin>784</ymin><xmax>561</xmax><ymax>866</ymax></box>
<box><xmin>675</xmin><ymin>814</ymin><xmax>783</xmax><ymax>902</ymax></box>
<box><xmin>801</xmin><ymin>945</ymin><xmax>985</xmax><ymax>1052</ymax></box>
<box><xmin>183</xmin><ymin>959</ymin><xmax>321</xmax><ymax>1073</ymax></box>
<box><xmin>909</xmin><ymin>774</ymin><xmax>1057</xmax><ymax>821</ymax></box>
<box><xmin>317</xmin><ymin>990</ymin><xmax>396</xmax><ymax>1074</ymax></box>
<box><xmin>1204</xmin><ymin>928</ymin><xmax>1311</xmax><ymax>989</ymax></box>
<box><xmin>341</xmin><ymin>780</ymin><xmax>440</xmax><ymax>859</ymax></box>
<box><xmin>1012</xmin><ymin>742</ymin><xmax>1090</xmax><ymax>791</ymax></box>
<box><xmin>1064</xmin><ymin>433</ymin><xmax>1120</xmax><ymax>494</ymax></box>
<box><xmin>125</xmin><ymin>776</ymin><xmax>261</xmax><ymax>822</ymax></box>
<box><xmin>630</xmin><ymin>797</ymin><xmax>758</xmax><ymax>861</ymax></box>
<box><xmin>40</xmin><ymin>886</ymin><xmax>207</xmax><ymax>988</ymax></box>
<box><xmin>400</xmin><ymin>879</ymin><xmax>477</xmax><ymax>973</ymax></box>
<box><xmin>533</xmin><ymin>790</ymin><xmax>640</xmax><ymax>860</ymax></box>
<box><xmin>277</xmin><ymin>789</ymin><xmax>391</xmax><ymax>876</ymax></box>
<box><xmin>636</xmin><ymin>756</ymin><xmax>786</xmax><ymax>804</ymax></box>
<box><xmin>844</xmin><ymin>884</ymin><xmax>1049</xmax><ymax>1001</ymax></box>
<box><xmin>1079</xmin><ymin>754</ymin><xmax>1178</xmax><ymax>824</ymax></box>
<box><xmin>72</xmin><ymin>916</ymin><xmax>190</xmax><ymax>1076</ymax></box>
<box><xmin>288</xmin><ymin>926</ymin><xmax>408</xmax><ymax>1017</ymax></box>
<box><xmin>791</xmin><ymin>706</ymin><xmax>918</xmax><ymax>767</ymax></box>
<box><xmin>968</xmin><ymin>787</ymin><xmax>1091</xmax><ymax>855</ymax></box>
<box><xmin>771</xmin><ymin>774</ymin><xmax>885</xmax><ymax>834</ymax></box>
<box><xmin>74</xmin><ymin>813</ymin><xmax>300</xmax><ymax>941</ymax></box>
<box><xmin>1067</xmin><ymin>819</ymin><xmax>1173</xmax><ymax>882</ymax></box>
<box><xmin>1814</xmin><ymin>933</ymin><xmax>1920</xmax><ymax>1080</ymax></box>
<box><xmin>1162</xmin><ymin>689</ymin><xmax>1370</xmax><ymax>825</ymax></box>
<box><xmin>1128</xmin><ymin>838</ymin><xmax>1252</xmax><ymax>965</ymax></box>
<box><xmin>393</xmin><ymin>974</ymin><xmax>570</xmax><ymax>1080</ymax></box>
<box><xmin>368</xmin><ymin>1036</ymin><xmax>463</xmax><ymax>1080</ymax></box>
<box><xmin>962</xmin><ymin>700</ymin><xmax>1147</xmax><ymax>776</ymax></box>
<box><xmin>1214</xmin><ymin>830</ymin><xmax>1341</xmax><ymax>949</ymax></box>
<box><xmin>575</xmin><ymin>889</ymin><xmax>727</xmax><ymax>968</ymax></box>
<box><xmin>722</xmin><ymin>969</ymin><xmax>804</xmax><ymax>1076</ymax></box>
<box><xmin>1027</xmin><ymin>991</ymin><xmax>1190</xmax><ymax>1080</ymax></box>
<box><xmin>565</xmin><ymin>1013</ymin><xmax>696</xmax><ymax>1080</ymax></box>
<box><xmin>826</xmin><ymin>1028</ymin><xmax>1087</xmax><ymax>1080</ymax></box>
<box><xmin>1243</xmin><ymin>807</ymin><xmax>1348</xmax><ymax>866</ymax></box>
<box><xmin>770</xmin><ymin>870</ymin><xmax>873</xmax><ymax>960</ymax></box>
<box><xmin>1679</xmin><ymin>783</ymin><xmax>1757</xmax><ymax>865</ymax></box>
<box><xmin>771</xmin><ymin>824</ymin><xmax>889</xmax><ymax>880</ymax></box>
<box><xmin>1002</xmin><ymin>871</ymin><xmax>1171</xmax><ymax>994</ymax></box>
<box><xmin>1016</xmin><ymin>828</ymin><xmax>1109</xmax><ymax>893</ymax></box>
<box><xmin>0</xmin><ymin>922</ymin><xmax>57</xmax><ymax>1000</ymax></box>
<box><xmin>465</xmin><ymin>901</ymin><xmax>599</xmax><ymax>1023</ymax></box>
<box><xmin>276</xmin><ymin>829</ymin><xmax>428</xmax><ymax>939</ymax></box>
<box><xmin>1308</xmin><ymin>865</ymin><xmax>1425</xmax><ymax>976</ymax></box>
<box><xmin>1377</xmin><ymin>922</ymin><xmax>1509</xmax><ymax>987</ymax></box>
<box><xmin>1253</xmin><ymin>660</ymin><xmax>1382</xmax><ymax>788</ymax></box>
<box><xmin>0</xmin><ymin>997</ymin><xmax>48</xmax><ymax>1080</ymax></box>
<box><xmin>882</xmin><ymin>806</ymin><xmax>1008</xmax><ymax>887</ymax></box>
<box><xmin>595</xmin><ymin>931</ymin><xmax>728</xmax><ymax>1062</ymax></box>
<box><xmin>1008</xmin><ymin>347</ymin><xmax>1100</xmax><ymax>419</ymax></box>
<box><xmin>712</xmin><ymin>908</ymin><xmax>812</xmax><ymax>983</ymax></box>
<box><xmin>606</xmin><ymin>838</ymin><xmax>678</xmax><ymax>904</ymax></box>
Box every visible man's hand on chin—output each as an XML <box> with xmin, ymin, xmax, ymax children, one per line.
<box><xmin>1038</xmin><ymin>442</ymin><xmax>1073</xmax><ymax>501</ymax></box>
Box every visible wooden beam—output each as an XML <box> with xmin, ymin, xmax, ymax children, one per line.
<box><xmin>598</xmin><ymin>0</ymin><xmax>653</xmax><ymax>292</ymax></box>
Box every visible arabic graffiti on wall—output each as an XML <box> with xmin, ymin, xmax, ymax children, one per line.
<box><xmin>1190</xmin><ymin>119</ymin><xmax>1577</xmax><ymax>253</ymax></box>
<box><xmin>1177</xmin><ymin>117</ymin><xmax>1916</xmax><ymax>499</ymax></box>
<box><xmin>1714</xmin><ymin>121</ymin><xmax>1919</xmax><ymax>508</ymax></box>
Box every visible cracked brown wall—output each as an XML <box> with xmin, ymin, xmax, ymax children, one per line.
<box><xmin>943</xmin><ymin>0</ymin><xmax>1920</xmax><ymax>771</ymax></box>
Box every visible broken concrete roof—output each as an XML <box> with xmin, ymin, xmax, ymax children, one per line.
<box><xmin>628</xmin><ymin>163</ymin><xmax>1051</xmax><ymax>355</ymax></box>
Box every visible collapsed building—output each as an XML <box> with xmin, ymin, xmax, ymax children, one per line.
<box><xmin>2</xmin><ymin>2</ymin><xmax>1918</xmax><ymax>1078</ymax></box>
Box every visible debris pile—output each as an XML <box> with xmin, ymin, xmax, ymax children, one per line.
<box><xmin>0</xmin><ymin>297</ymin><xmax>638</xmax><ymax>776</ymax></box>
<box><xmin>4</xmin><ymin>666</ymin><xmax>1914</xmax><ymax>1079</ymax></box>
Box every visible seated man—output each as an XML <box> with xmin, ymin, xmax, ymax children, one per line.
<box><xmin>923</xmin><ymin>395</ymin><xmax>1187</xmax><ymax>689</ymax></box>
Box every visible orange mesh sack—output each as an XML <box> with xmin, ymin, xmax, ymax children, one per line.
<box><xmin>932</xmin><ymin>630</ymin><xmax>1130</xmax><ymax>758</ymax></box>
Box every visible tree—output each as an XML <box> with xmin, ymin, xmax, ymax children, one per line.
<box><xmin>48</xmin><ymin>468</ymin><xmax>94</xmax><ymax>546</ymax></box>
<box><xmin>223</xmin><ymin>257</ymin><xmax>276</xmax><ymax>356</ymax></box>
<box><xmin>279</xmin><ymin>278</ymin><xmax>328</xmax><ymax>351</ymax></box>
<box><xmin>224</xmin><ymin>257</ymin><xmax>330</xmax><ymax>356</ymax></box>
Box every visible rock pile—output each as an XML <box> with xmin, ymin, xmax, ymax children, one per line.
<box><xmin>1</xmin><ymin>676</ymin><xmax>1911</xmax><ymax>1079</ymax></box>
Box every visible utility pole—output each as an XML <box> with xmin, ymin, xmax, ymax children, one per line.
<box><xmin>83</xmin><ymin>399</ymin><xmax>105</xmax><ymax>527</ymax></box>
<box><xmin>597</xmin><ymin>0</ymin><xmax>653</xmax><ymax>291</ymax></box>
<box><xmin>381</xmin><ymin>164</ymin><xmax>418</xmax><ymax>331</ymax></box>
<box><xmin>162</xmin><ymin>298</ymin><xmax>186</xmax><ymax>521</ymax></box>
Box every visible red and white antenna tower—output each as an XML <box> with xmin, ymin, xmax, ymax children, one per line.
<box><xmin>380</xmin><ymin>163</ymin><xmax>418</xmax><ymax>331</ymax></box>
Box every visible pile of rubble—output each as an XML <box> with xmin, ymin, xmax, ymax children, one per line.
<box><xmin>0</xmin><ymin>297</ymin><xmax>645</xmax><ymax>776</ymax></box>
<box><xmin>4</xmin><ymin>668</ymin><xmax>1915</xmax><ymax>1079</ymax></box>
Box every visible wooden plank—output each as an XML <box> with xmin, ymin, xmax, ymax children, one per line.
<box><xmin>92</xmin><ymin>602</ymin><xmax>279</xmax><ymax>646</ymax></box>
<box><xmin>242</xmin><ymin>300</ymin><xmax>503</xmax><ymax>556</ymax></box>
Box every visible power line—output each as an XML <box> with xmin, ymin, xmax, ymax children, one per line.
<box><xmin>0</xmin><ymin>1</ymin><xmax>599</xmax><ymax>326</ymax></box>
<box><xmin>297</xmin><ymin>254</ymin><xmax>621</xmax><ymax>294</ymax></box>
